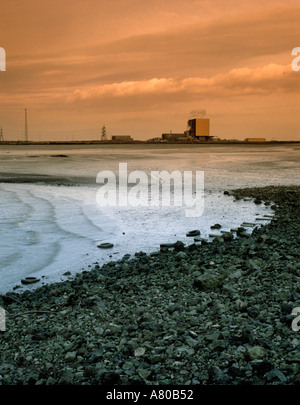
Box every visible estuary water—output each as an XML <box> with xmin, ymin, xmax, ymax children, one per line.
<box><xmin>0</xmin><ymin>143</ymin><xmax>299</xmax><ymax>293</ymax></box>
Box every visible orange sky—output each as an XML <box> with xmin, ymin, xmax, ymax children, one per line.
<box><xmin>0</xmin><ymin>0</ymin><xmax>300</xmax><ymax>141</ymax></box>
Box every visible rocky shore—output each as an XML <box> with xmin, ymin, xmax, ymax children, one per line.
<box><xmin>0</xmin><ymin>185</ymin><xmax>300</xmax><ymax>385</ymax></box>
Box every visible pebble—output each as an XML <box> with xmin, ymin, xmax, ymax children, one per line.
<box><xmin>211</xmin><ymin>224</ymin><xmax>222</xmax><ymax>229</ymax></box>
<box><xmin>65</xmin><ymin>352</ymin><xmax>77</xmax><ymax>362</ymax></box>
<box><xmin>247</xmin><ymin>346</ymin><xmax>266</xmax><ymax>361</ymax></box>
<box><xmin>134</xmin><ymin>347</ymin><xmax>146</xmax><ymax>357</ymax></box>
<box><xmin>186</xmin><ymin>230</ymin><xmax>201</xmax><ymax>237</ymax></box>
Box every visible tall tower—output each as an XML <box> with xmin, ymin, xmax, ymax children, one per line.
<box><xmin>24</xmin><ymin>109</ymin><xmax>28</xmax><ymax>142</ymax></box>
<box><xmin>0</xmin><ymin>126</ymin><xmax>4</xmax><ymax>141</ymax></box>
<box><xmin>101</xmin><ymin>125</ymin><xmax>107</xmax><ymax>141</ymax></box>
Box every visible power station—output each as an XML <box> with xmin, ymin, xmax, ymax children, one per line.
<box><xmin>161</xmin><ymin>118</ymin><xmax>218</xmax><ymax>142</ymax></box>
<box><xmin>0</xmin><ymin>112</ymin><xmax>268</xmax><ymax>144</ymax></box>
<box><xmin>187</xmin><ymin>118</ymin><xmax>211</xmax><ymax>140</ymax></box>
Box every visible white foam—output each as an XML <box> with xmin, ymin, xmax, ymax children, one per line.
<box><xmin>0</xmin><ymin>182</ymin><xmax>274</xmax><ymax>294</ymax></box>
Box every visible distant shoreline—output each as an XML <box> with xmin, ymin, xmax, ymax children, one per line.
<box><xmin>1</xmin><ymin>140</ymin><xmax>300</xmax><ymax>145</ymax></box>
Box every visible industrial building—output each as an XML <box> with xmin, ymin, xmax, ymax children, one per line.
<box><xmin>111</xmin><ymin>135</ymin><xmax>133</xmax><ymax>142</ymax></box>
<box><xmin>160</xmin><ymin>118</ymin><xmax>213</xmax><ymax>142</ymax></box>
<box><xmin>161</xmin><ymin>132</ymin><xmax>189</xmax><ymax>142</ymax></box>
<box><xmin>244</xmin><ymin>138</ymin><xmax>266</xmax><ymax>142</ymax></box>
<box><xmin>187</xmin><ymin>118</ymin><xmax>212</xmax><ymax>141</ymax></box>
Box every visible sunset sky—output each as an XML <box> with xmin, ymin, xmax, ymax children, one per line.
<box><xmin>0</xmin><ymin>0</ymin><xmax>300</xmax><ymax>141</ymax></box>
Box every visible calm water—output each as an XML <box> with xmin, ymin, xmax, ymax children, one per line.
<box><xmin>0</xmin><ymin>143</ymin><xmax>299</xmax><ymax>293</ymax></box>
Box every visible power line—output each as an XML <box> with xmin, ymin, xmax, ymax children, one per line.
<box><xmin>101</xmin><ymin>124</ymin><xmax>107</xmax><ymax>140</ymax></box>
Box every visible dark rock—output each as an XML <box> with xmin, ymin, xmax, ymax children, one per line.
<box><xmin>209</xmin><ymin>366</ymin><xmax>230</xmax><ymax>384</ymax></box>
<box><xmin>211</xmin><ymin>224</ymin><xmax>222</xmax><ymax>230</ymax></box>
<box><xmin>160</xmin><ymin>243</ymin><xmax>175</xmax><ymax>248</ymax></box>
<box><xmin>193</xmin><ymin>273</ymin><xmax>224</xmax><ymax>291</ymax></box>
<box><xmin>97</xmin><ymin>243</ymin><xmax>114</xmax><ymax>249</ymax></box>
<box><xmin>186</xmin><ymin>230</ymin><xmax>201</xmax><ymax>237</ymax></box>
<box><xmin>222</xmin><ymin>232</ymin><xmax>233</xmax><ymax>242</ymax></box>
<box><xmin>265</xmin><ymin>368</ymin><xmax>287</xmax><ymax>383</ymax></box>
<box><xmin>175</xmin><ymin>251</ymin><xmax>188</xmax><ymax>260</ymax></box>
<box><xmin>228</xmin><ymin>363</ymin><xmax>244</xmax><ymax>378</ymax></box>
<box><xmin>88</xmin><ymin>351</ymin><xmax>102</xmax><ymax>364</ymax></box>
<box><xmin>173</xmin><ymin>241</ymin><xmax>185</xmax><ymax>252</ymax></box>
<box><xmin>58</xmin><ymin>370</ymin><xmax>74</xmax><ymax>385</ymax></box>
<box><xmin>83</xmin><ymin>366</ymin><xmax>97</xmax><ymax>378</ymax></box>
<box><xmin>281</xmin><ymin>303</ymin><xmax>293</xmax><ymax>314</ymax></box>
<box><xmin>251</xmin><ymin>360</ymin><xmax>273</xmax><ymax>376</ymax></box>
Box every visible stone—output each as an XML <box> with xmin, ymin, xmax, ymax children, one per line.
<box><xmin>209</xmin><ymin>366</ymin><xmax>230</xmax><ymax>384</ymax></box>
<box><xmin>65</xmin><ymin>351</ymin><xmax>77</xmax><ymax>362</ymax></box>
<box><xmin>247</xmin><ymin>346</ymin><xmax>266</xmax><ymax>361</ymax></box>
<box><xmin>193</xmin><ymin>273</ymin><xmax>224</xmax><ymax>291</ymax></box>
<box><xmin>46</xmin><ymin>376</ymin><xmax>57</xmax><ymax>385</ymax></box>
<box><xmin>58</xmin><ymin>370</ymin><xmax>74</xmax><ymax>385</ymax></box>
<box><xmin>186</xmin><ymin>230</ymin><xmax>201</xmax><ymax>237</ymax></box>
<box><xmin>175</xmin><ymin>251</ymin><xmax>188</xmax><ymax>260</ymax></box>
<box><xmin>137</xmin><ymin>368</ymin><xmax>151</xmax><ymax>380</ymax></box>
<box><xmin>134</xmin><ymin>347</ymin><xmax>146</xmax><ymax>357</ymax></box>
<box><xmin>265</xmin><ymin>368</ymin><xmax>287</xmax><ymax>383</ymax></box>
<box><xmin>211</xmin><ymin>224</ymin><xmax>222</xmax><ymax>230</ymax></box>
<box><xmin>88</xmin><ymin>351</ymin><xmax>102</xmax><ymax>364</ymax></box>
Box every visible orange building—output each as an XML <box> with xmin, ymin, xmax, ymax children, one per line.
<box><xmin>244</xmin><ymin>138</ymin><xmax>266</xmax><ymax>142</ymax></box>
<box><xmin>187</xmin><ymin>119</ymin><xmax>212</xmax><ymax>140</ymax></box>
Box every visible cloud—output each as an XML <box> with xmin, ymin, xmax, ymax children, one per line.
<box><xmin>65</xmin><ymin>63</ymin><xmax>296</xmax><ymax>106</ymax></box>
<box><xmin>2</xmin><ymin>5</ymin><xmax>299</xmax><ymax>96</ymax></box>
<box><xmin>1</xmin><ymin>1</ymin><xmax>300</xmax><ymax>140</ymax></box>
<box><xmin>1</xmin><ymin>61</ymin><xmax>297</xmax><ymax>116</ymax></box>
